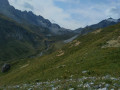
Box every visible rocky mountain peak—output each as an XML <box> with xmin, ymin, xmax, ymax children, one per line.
<box><xmin>0</xmin><ymin>0</ymin><xmax>72</xmax><ymax>35</ymax></box>
<box><xmin>106</xmin><ymin>18</ymin><xmax>118</xmax><ymax>23</ymax></box>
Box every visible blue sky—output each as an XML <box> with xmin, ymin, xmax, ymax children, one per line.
<box><xmin>8</xmin><ymin>0</ymin><xmax>120</xmax><ymax>30</ymax></box>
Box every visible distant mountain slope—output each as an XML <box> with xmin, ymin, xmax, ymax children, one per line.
<box><xmin>0</xmin><ymin>0</ymin><xmax>72</xmax><ymax>35</ymax></box>
<box><xmin>1</xmin><ymin>22</ymin><xmax>120</xmax><ymax>87</ymax></box>
<box><xmin>0</xmin><ymin>0</ymin><xmax>76</xmax><ymax>62</ymax></box>
<box><xmin>75</xmin><ymin>18</ymin><xmax>120</xmax><ymax>35</ymax></box>
<box><xmin>0</xmin><ymin>14</ymin><xmax>49</xmax><ymax>62</ymax></box>
<box><xmin>0</xmin><ymin>13</ymin><xmax>75</xmax><ymax>63</ymax></box>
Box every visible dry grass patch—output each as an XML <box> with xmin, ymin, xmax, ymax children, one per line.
<box><xmin>56</xmin><ymin>50</ymin><xmax>64</xmax><ymax>57</ymax></box>
<box><xmin>102</xmin><ymin>36</ymin><xmax>120</xmax><ymax>48</ymax></box>
<box><xmin>69</xmin><ymin>40</ymin><xmax>81</xmax><ymax>48</ymax></box>
<box><xmin>92</xmin><ymin>29</ymin><xmax>102</xmax><ymax>34</ymax></box>
<box><xmin>20</xmin><ymin>64</ymin><xmax>29</xmax><ymax>69</ymax></box>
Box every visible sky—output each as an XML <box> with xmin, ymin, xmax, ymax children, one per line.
<box><xmin>8</xmin><ymin>0</ymin><xmax>120</xmax><ymax>30</ymax></box>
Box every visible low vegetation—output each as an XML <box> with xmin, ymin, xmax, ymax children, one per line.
<box><xmin>1</xmin><ymin>23</ymin><xmax>120</xmax><ymax>89</ymax></box>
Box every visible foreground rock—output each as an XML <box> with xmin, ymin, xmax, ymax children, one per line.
<box><xmin>1</xmin><ymin>64</ymin><xmax>11</xmax><ymax>73</ymax></box>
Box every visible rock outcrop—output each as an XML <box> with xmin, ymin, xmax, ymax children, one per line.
<box><xmin>1</xmin><ymin>64</ymin><xmax>11</xmax><ymax>73</ymax></box>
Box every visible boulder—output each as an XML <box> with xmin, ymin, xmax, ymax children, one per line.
<box><xmin>1</xmin><ymin>64</ymin><xmax>11</xmax><ymax>73</ymax></box>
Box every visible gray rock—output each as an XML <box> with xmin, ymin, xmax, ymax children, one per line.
<box><xmin>94</xmin><ymin>85</ymin><xmax>101</xmax><ymax>89</ymax></box>
<box><xmin>82</xmin><ymin>70</ymin><xmax>88</xmax><ymax>74</ymax></box>
<box><xmin>105</xmin><ymin>84</ymin><xmax>110</xmax><ymax>87</ymax></box>
<box><xmin>1</xmin><ymin>64</ymin><xmax>11</xmax><ymax>73</ymax></box>
<box><xmin>28</xmin><ymin>88</ymin><xmax>33</xmax><ymax>90</ymax></box>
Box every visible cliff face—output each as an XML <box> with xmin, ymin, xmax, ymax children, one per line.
<box><xmin>0</xmin><ymin>14</ymin><xmax>47</xmax><ymax>61</ymax></box>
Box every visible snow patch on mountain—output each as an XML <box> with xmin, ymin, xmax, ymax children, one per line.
<box><xmin>106</xmin><ymin>18</ymin><xmax>118</xmax><ymax>23</ymax></box>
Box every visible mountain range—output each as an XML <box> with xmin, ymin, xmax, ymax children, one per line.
<box><xmin>0</xmin><ymin>0</ymin><xmax>120</xmax><ymax>62</ymax></box>
<box><xmin>75</xmin><ymin>18</ymin><xmax>120</xmax><ymax>34</ymax></box>
<box><xmin>1</xmin><ymin>0</ymin><xmax>120</xmax><ymax>35</ymax></box>
<box><xmin>0</xmin><ymin>0</ymin><xmax>72</xmax><ymax>35</ymax></box>
<box><xmin>0</xmin><ymin>0</ymin><xmax>76</xmax><ymax>62</ymax></box>
<box><xmin>0</xmin><ymin>0</ymin><xmax>120</xmax><ymax>89</ymax></box>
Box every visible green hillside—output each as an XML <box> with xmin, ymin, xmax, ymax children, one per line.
<box><xmin>0</xmin><ymin>23</ymin><xmax>120</xmax><ymax>89</ymax></box>
<box><xmin>0</xmin><ymin>14</ymin><xmax>49</xmax><ymax>64</ymax></box>
<box><xmin>0</xmin><ymin>14</ymin><xmax>75</xmax><ymax>64</ymax></box>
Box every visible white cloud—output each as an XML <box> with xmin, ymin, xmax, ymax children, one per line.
<box><xmin>8</xmin><ymin>0</ymin><xmax>82</xmax><ymax>29</ymax></box>
<box><xmin>108</xmin><ymin>6</ymin><xmax>120</xmax><ymax>18</ymax></box>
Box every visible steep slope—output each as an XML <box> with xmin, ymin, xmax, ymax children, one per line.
<box><xmin>0</xmin><ymin>0</ymin><xmax>72</xmax><ymax>35</ymax></box>
<box><xmin>0</xmin><ymin>14</ymin><xmax>49</xmax><ymax>62</ymax></box>
<box><xmin>0</xmin><ymin>13</ymin><xmax>76</xmax><ymax>64</ymax></box>
<box><xmin>75</xmin><ymin>18</ymin><xmax>120</xmax><ymax>35</ymax></box>
<box><xmin>1</xmin><ymin>23</ymin><xmax>120</xmax><ymax>88</ymax></box>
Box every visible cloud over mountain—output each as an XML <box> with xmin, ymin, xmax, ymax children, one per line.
<box><xmin>8</xmin><ymin>0</ymin><xmax>120</xmax><ymax>29</ymax></box>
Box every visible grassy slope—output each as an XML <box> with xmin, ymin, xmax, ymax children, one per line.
<box><xmin>0</xmin><ymin>14</ymin><xmax>75</xmax><ymax>64</ymax></box>
<box><xmin>0</xmin><ymin>14</ymin><xmax>50</xmax><ymax>63</ymax></box>
<box><xmin>0</xmin><ymin>23</ymin><xmax>120</xmax><ymax>85</ymax></box>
